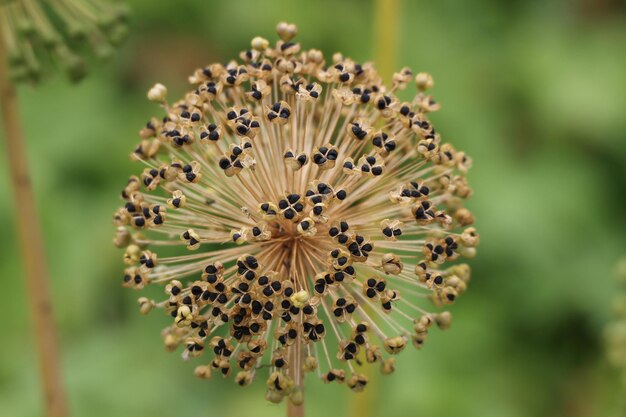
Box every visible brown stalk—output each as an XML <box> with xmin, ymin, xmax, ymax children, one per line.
<box><xmin>287</xmin><ymin>401</ymin><xmax>304</xmax><ymax>417</ymax></box>
<box><xmin>0</xmin><ymin>35</ymin><xmax>70</xmax><ymax>417</ymax></box>
<box><xmin>346</xmin><ymin>2</ymin><xmax>402</xmax><ymax>417</ymax></box>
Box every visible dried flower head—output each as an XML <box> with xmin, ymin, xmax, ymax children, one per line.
<box><xmin>0</xmin><ymin>0</ymin><xmax>129</xmax><ymax>83</ymax></box>
<box><xmin>113</xmin><ymin>22</ymin><xmax>479</xmax><ymax>404</ymax></box>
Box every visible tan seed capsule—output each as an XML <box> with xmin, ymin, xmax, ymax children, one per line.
<box><xmin>123</xmin><ymin>244</ymin><xmax>141</xmax><ymax>264</ymax></box>
<box><xmin>265</xmin><ymin>389</ymin><xmax>284</xmax><ymax>404</ymax></box>
<box><xmin>303</xmin><ymin>355</ymin><xmax>318</xmax><ymax>372</ymax></box>
<box><xmin>435</xmin><ymin>311</ymin><xmax>452</xmax><ymax>330</ymax></box>
<box><xmin>381</xmin><ymin>253</ymin><xmax>403</xmax><ymax>275</ymax></box>
<box><xmin>147</xmin><ymin>83</ymin><xmax>167</xmax><ymax>102</ymax></box>
<box><xmin>251</xmin><ymin>36</ymin><xmax>269</xmax><ymax>51</ymax></box>
<box><xmin>137</xmin><ymin>297</ymin><xmax>154</xmax><ymax>315</ymax></box>
<box><xmin>381</xmin><ymin>357</ymin><xmax>396</xmax><ymax>374</ymax></box>
<box><xmin>415</xmin><ymin>72</ymin><xmax>434</xmax><ymax>90</ymax></box>
<box><xmin>276</xmin><ymin>22</ymin><xmax>298</xmax><ymax>41</ymax></box>
<box><xmin>194</xmin><ymin>365</ymin><xmax>212</xmax><ymax>379</ymax></box>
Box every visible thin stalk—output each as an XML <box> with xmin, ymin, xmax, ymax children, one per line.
<box><xmin>0</xmin><ymin>32</ymin><xmax>70</xmax><ymax>417</ymax></box>
<box><xmin>373</xmin><ymin>0</ymin><xmax>400</xmax><ymax>84</ymax></box>
<box><xmin>287</xmin><ymin>400</ymin><xmax>304</xmax><ymax>417</ymax></box>
<box><xmin>287</xmin><ymin>284</ymin><xmax>304</xmax><ymax>417</ymax></box>
<box><xmin>348</xmin><ymin>2</ymin><xmax>401</xmax><ymax>417</ymax></box>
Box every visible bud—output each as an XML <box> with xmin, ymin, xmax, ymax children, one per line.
<box><xmin>194</xmin><ymin>365</ymin><xmax>212</xmax><ymax>379</ymax></box>
<box><xmin>276</xmin><ymin>22</ymin><xmax>298</xmax><ymax>41</ymax></box>
<box><xmin>435</xmin><ymin>311</ymin><xmax>452</xmax><ymax>330</ymax></box>
<box><xmin>147</xmin><ymin>83</ymin><xmax>168</xmax><ymax>102</ymax></box>
<box><xmin>137</xmin><ymin>297</ymin><xmax>154</xmax><ymax>315</ymax></box>
<box><xmin>415</xmin><ymin>72</ymin><xmax>434</xmax><ymax>90</ymax></box>
<box><xmin>251</xmin><ymin>36</ymin><xmax>269</xmax><ymax>51</ymax></box>
<box><xmin>291</xmin><ymin>290</ymin><xmax>310</xmax><ymax>308</ymax></box>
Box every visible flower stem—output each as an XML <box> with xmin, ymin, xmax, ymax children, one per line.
<box><xmin>287</xmin><ymin>401</ymin><xmax>304</xmax><ymax>417</ymax></box>
<box><xmin>374</xmin><ymin>0</ymin><xmax>400</xmax><ymax>84</ymax></box>
<box><xmin>346</xmin><ymin>4</ymin><xmax>402</xmax><ymax>417</ymax></box>
<box><xmin>0</xmin><ymin>33</ymin><xmax>70</xmax><ymax>417</ymax></box>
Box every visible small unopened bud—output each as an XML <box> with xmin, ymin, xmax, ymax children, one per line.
<box><xmin>290</xmin><ymin>290</ymin><xmax>310</xmax><ymax>308</ymax></box>
<box><xmin>435</xmin><ymin>311</ymin><xmax>452</xmax><ymax>330</ymax></box>
<box><xmin>147</xmin><ymin>83</ymin><xmax>167</xmax><ymax>102</ymax></box>
<box><xmin>415</xmin><ymin>72</ymin><xmax>434</xmax><ymax>90</ymax></box>
<box><xmin>163</xmin><ymin>334</ymin><xmax>178</xmax><ymax>352</ymax></box>
<box><xmin>137</xmin><ymin>297</ymin><xmax>154</xmax><ymax>315</ymax></box>
<box><xmin>303</xmin><ymin>355</ymin><xmax>318</xmax><ymax>372</ymax></box>
<box><xmin>460</xmin><ymin>246</ymin><xmax>477</xmax><ymax>259</ymax></box>
<box><xmin>412</xmin><ymin>333</ymin><xmax>428</xmax><ymax>349</ymax></box>
<box><xmin>175</xmin><ymin>305</ymin><xmax>193</xmax><ymax>327</ymax></box>
<box><xmin>455</xmin><ymin>208</ymin><xmax>475</xmax><ymax>226</ymax></box>
<box><xmin>381</xmin><ymin>253</ymin><xmax>403</xmax><ymax>275</ymax></box>
<box><xmin>276</xmin><ymin>22</ymin><xmax>298</xmax><ymax>41</ymax></box>
<box><xmin>381</xmin><ymin>357</ymin><xmax>396</xmax><ymax>374</ymax></box>
<box><xmin>235</xmin><ymin>371</ymin><xmax>253</xmax><ymax>386</ymax></box>
<box><xmin>449</xmin><ymin>263</ymin><xmax>471</xmax><ymax>282</ymax></box>
<box><xmin>124</xmin><ymin>244</ymin><xmax>141</xmax><ymax>264</ymax></box>
<box><xmin>113</xmin><ymin>226</ymin><xmax>130</xmax><ymax>248</ymax></box>
<box><xmin>194</xmin><ymin>365</ymin><xmax>212</xmax><ymax>379</ymax></box>
<box><xmin>251</xmin><ymin>36</ymin><xmax>269</xmax><ymax>51</ymax></box>
<box><xmin>265</xmin><ymin>389</ymin><xmax>284</xmax><ymax>404</ymax></box>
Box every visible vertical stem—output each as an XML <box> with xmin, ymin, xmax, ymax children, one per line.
<box><xmin>373</xmin><ymin>0</ymin><xmax>400</xmax><ymax>84</ymax></box>
<box><xmin>349</xmin><ymin>5</ymin><xmax>402</xmax><ymax>417</ymax></box>
<box><xmin>287</xmin><ymin>400</ymin><xmax>304</xmax><ymax>417</ymax></box>
<box><xmin>0</xmin><ymin>34</ymin><xmax>69</xmax><ymax>417</ymax></box>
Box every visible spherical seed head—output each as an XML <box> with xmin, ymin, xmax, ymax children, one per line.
<box><xmin>113</xmin><ymin>22</ymin><xmax>479</xmax><ymax>402</ymax></box>
<box><xmin>1</xmin><ymin>0</ymin><xmax>128</xmax><ymax>84</ymax></box>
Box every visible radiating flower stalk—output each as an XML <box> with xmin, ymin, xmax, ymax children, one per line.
<box><xmin>606</xmin><ymin>258</ymin><xmax>626</xmax><ymax>414</ymax></box>
<box><xmin>113</xmin><ymin>22</ymin><xmax>479</xmax><ymax>414</ymax></box>
<box><xmin>0</xmin><ymin>0</ymin><xmax>129</xmax><ymax>83</ymax></box>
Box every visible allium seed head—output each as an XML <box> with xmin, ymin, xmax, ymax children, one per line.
<box><xmin>0</xmin><ymin>0</ymin><xmax>129</xmax><ymax>83</ymax></box>
<box><xmin>113</xmin><ymin>22</ymin><xmax>479</xmax><ymax>404</ymax></box>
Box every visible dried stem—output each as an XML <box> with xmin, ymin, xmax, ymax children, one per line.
<box><xmin>0</xmin><ymin>34</ymin><xmax>69</xmax><ymax>417</ymax></box>
<box><xmin>346</xmin><ymin>2</ymin><xmax>402</xmax><ymax>416</ymax></box>
<box><xmin>287</xmin><ymin>400</ymin><xmax>304</xmax><ymax>417</ymax></box>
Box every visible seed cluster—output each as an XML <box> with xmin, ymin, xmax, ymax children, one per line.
<box><xmin>113</xmin><ymin>22</ymin><xmax>479</xmax><ymax>404</ymax></box>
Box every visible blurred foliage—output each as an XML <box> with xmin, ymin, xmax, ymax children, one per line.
<box><xmin>1</xmin><ymin>0</ymin><xmax>625</xmax><ymax>416</ymax></box>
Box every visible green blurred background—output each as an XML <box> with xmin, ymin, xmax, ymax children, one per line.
<box><xmin>1</xmin><ymin>0</ymin><xmax>626</xmax><ymax>416</ymax></box>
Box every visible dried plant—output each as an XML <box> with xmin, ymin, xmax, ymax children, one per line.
<box><xmin>113</xmin><ymin>22</ymin><xmax>479</xmax><ymax>408</ymax></box>
<box><xmin>0</xmin><ymin>0</ymin><xmax>129</xmax><ymax>83</ymax></box>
